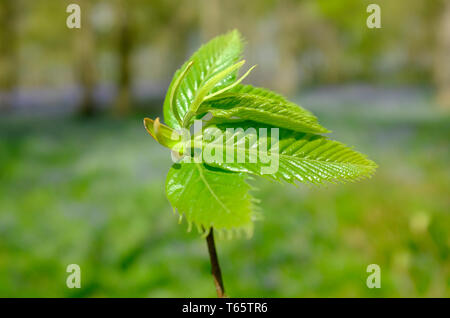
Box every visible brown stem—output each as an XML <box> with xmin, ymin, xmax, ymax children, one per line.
<box><xmin>205</xmin><ymin>228</ymin><xmax>226</xmax><ymax>297</ymax></box>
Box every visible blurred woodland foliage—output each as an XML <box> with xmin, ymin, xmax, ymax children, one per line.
<box><xmin>0</xmin><ymin>0</ymin><xmax>449</xmax><ymax>115</ymax></box>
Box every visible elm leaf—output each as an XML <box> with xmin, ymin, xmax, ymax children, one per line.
<box><xmin>163</xmin><ymin>30</ymin><xmax>244</xmax><ymax>129</ymax></box>
<box><xmin>165</xmin><ymin>163</ymin><xmax>255</xmax><ymax>234</ymax></box>
<box><xmin>199</xmin><ymin>85</ymin><xmax>330</xmax><ymax>134</ymax></box>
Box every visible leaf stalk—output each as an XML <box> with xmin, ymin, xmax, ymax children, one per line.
<box><xmin>205</xmin><ymin>228</ymin><xmax>226</xmax><ymax>298</ymax></box>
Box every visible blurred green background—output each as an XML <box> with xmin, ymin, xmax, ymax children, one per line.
<box><xmin>0</xmin><ymin>0</ymin><xmax>449</xmax><ymax>297</ymax></box>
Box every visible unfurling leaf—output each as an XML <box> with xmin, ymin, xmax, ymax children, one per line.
<box><xmin>182</xmin><ymin>60</ymin><xmax>248</xmax><ymax>127</ymax></box>
<box><xmin>163</xmin><ymin>30</ymin><xmax>244</xmax><ymax>129</ymax></box>
<box><xmin>199</xmin><ymin>85</ymin><xmax>329</xmax><ymax>134</ymax></box>
<box><xmin>143</xmin><ymin>117</ymin><xmax>181</xmax><ymax>150</ymax></box>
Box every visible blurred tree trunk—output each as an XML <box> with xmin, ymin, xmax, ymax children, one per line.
<box><xmin>274</xmin><ymin>1</ymin><xmax>301</xmax><ymax>96</ymax></box>
<box><xmin>75</xmin><ymin>0</ymin><xmax>97</xmax><ymax>117</ymax></box>
<box><xmin>0</xmin><ymin>0</ymin><xmax>19</xmax><ymax>112</ymax></box>
<box><xmin>114</xmin><ymin>0</ymin><xmax>133</xmax><ymax>116</ymax></box>
<box><xmin>434</xmin><ymin>1</ymin><xmax>450</xmax><ymax>110</ymax></box>
<box><xmin>199</xmin><ymin>0</ymin><xmax>221</xmax><ymax>40</ymax></box>
<box><xmin>158</xmin><ymin>1</ymin><xmax>194</xmax><ymax>80</ymax></box>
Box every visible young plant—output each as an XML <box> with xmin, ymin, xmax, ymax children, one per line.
<box><xmin>144</xmin><ymin>30</ymin><xmax>376</xmax><ymax>297</ymax></box>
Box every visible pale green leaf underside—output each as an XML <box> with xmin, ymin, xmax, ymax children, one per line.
<box><xmin>199</xmin><ymin>85</ymin><xmax>329</xmax><ymax>134</ymax></box>
<box><xmin>163</xmin><ymin>30</ymin><xmax>243</xmax><ymax>129</ymax></box>
<box><xmin>165</xmin><ymin>163</ymin><xmax>255</xmax><ymax>233</ymax></box>
<box><xmin>199</xmin><ymin>123</ymin><xmax>377</xmax><ymax>185</ymax></box>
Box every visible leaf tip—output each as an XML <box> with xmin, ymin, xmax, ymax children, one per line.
<box><xmin>143</xmin><ymin>117</ymin><xmax>156</xmax><ymax>140</ymax></box>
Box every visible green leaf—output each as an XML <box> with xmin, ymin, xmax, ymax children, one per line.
<box><xmin>181</xmin><ymin>60</ymin><xmax>246</xmax><ymax>127</ymax></box>
<box><xmin>165</xmin><ymin>163</ymin><xmax>256</xmax><ymax>235</ymax></box>
<box><xmin>199</xmin><ymin>85</ymin><xmax>330</xmax><ymax>134</ymax></box>
<box><xmin>197</xmin><ymin>122</ymin><xmax>377</xmax><ymax>185</ymax></box>
<box><xmin>163</xmin><ymin>30</ymin><xmax>244</xmax><ymax>129</ymax></box>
